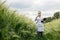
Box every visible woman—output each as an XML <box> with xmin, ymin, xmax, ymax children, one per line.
<box><xmin>35</xmin><ymin>11</ymin><xmax>44</xmax><ymax>37</ymax></box>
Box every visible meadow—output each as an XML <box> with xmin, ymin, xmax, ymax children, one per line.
<box><xmin>0</xmin><ymin>2</ymin><xmax>60</xmax><ymax>40</ymax></box>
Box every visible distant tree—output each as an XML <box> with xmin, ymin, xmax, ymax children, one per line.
<box><xmin>51</xmin><ymin>16</ymin><xmax>55</xmax><ymax>20</ymax></box>
<box><xmin>45</xmin><ymin>17</ymin><xmax>52</xmax><ymax>23</ymax></box>
<box><xmin>53</xmin><ymin>12</ymin><xmax>60</xmax><ymax>19</ymax></box>
<box><xmin>44</xmin><ymin>12</ymin><xmax>60</xmax><ymax>23</ymax></box>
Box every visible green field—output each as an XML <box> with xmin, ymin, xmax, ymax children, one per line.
<box><xmin>44</xmin><ymin>19</ymin><xmax>60</xmax><ymax>40</ymax></box>
<box><xmin>0</xmin><ymin>2</ymin><xmax>60</xmax><ymax>40</ymax></box>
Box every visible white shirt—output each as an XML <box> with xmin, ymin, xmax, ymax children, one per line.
<box><xmin>36</xmin><ymin>17</ymin><xmax>44</xmax><ymax>32</ymax></box>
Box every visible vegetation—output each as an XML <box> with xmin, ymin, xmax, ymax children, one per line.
<box><xmin>44</xmin><ymin>19</ymin><xmax>60</xmax><ymax>40</ymax></box>
<box><xmin>53</xmin><ymin>12</ymin><xmax>60</xmax><ymax>19</ymax></box>
<box><xmin>0</xmin><ymin>2</ymin><xmax>60</xmax><ymax>40</ymax></box>
<box><xmin>0</xmin><ymin>2</ymin><xmax>36</xmax><ymax>40</ymax></box>
<box><xmin>45</xmin><ymin>12</ymin><xmax>60</xmax><ymax>23</ymax></box>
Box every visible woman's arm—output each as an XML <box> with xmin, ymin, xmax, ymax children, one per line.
<box><xmin>35</xmin><ymin>16</ymin><xmax>38</xmax><ymax>21</ymax></box>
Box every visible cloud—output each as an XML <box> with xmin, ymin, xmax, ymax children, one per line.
<box><xmin>1</xmin><ymin>0</ymin><xmax>60</xmax><ymax>20</ymax></box>
<box><xmin>0</xmin><ymin>0</ymin><xmax>1</xmax><ymax>2</ymax></box>
<box><xmin>4</xmin><ymin>0</ymin><xmax>60</xmax><ymax>11</ymax></box>
<box><xmin>10</xmin><ymin>3</ymin><xmax>32</xmax><ymax>9</ymax></box>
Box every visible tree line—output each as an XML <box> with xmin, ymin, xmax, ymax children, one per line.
<box><xmin>45</xmin><ymin>12</ymin><xmax>60</xmax><ymax>23</ymax></box>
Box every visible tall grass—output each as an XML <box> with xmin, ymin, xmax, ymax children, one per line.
<box><xmin>44</xmin><ymin>19</ymin><xmax>60</xmax><ymax>40</ymax></box>
<box><xmin>0</xmin><ymin>2</ymin><xmax>36</xmax><ymax>40</ymax></box>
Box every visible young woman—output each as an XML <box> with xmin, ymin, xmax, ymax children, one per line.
<box><xmin>35</xmin><ymin>11</ymin><xmax>44</xmax><ymax>37</ymax></box>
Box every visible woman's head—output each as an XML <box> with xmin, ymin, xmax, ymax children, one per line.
<box><xmin>38</xmin><ymin>11</ymin><xmax>41</xmax><ymax>17</ymax></box>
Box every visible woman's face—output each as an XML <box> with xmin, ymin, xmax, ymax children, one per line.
<box><xmin>38</xmin><ymin>11</ymin><xmax>41</xmax><ymax>17</ymax></box>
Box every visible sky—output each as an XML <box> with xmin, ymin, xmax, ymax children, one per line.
<box><xmin>1</xmin><ymin>0</ymin><xmax>60</xmax><ymax>20</ymax></box>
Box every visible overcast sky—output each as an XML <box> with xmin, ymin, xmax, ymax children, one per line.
<box><xmin>1</xmin><ymin>0</ymin><xmax>60</xmax><ymax>20</ymax></box>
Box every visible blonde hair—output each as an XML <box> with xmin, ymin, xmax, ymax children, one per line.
<box><xmin>38</xmin><ymin>11</ymin><xmax>41</xmax><ymax>14</ymax></box>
